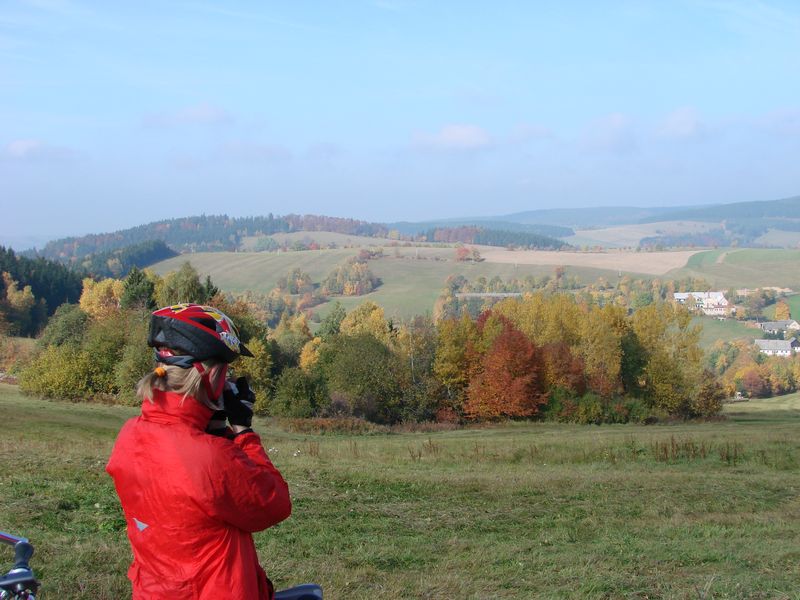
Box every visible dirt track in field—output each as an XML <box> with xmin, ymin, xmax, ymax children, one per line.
<box><xmin>477</xmin><ymin>248</ymin><xmax>700</xmax><ymax>275</ymax></box>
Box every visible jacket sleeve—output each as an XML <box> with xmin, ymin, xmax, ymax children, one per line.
<box><xmin>202</xmin><ymin>431</ymin><xmax>292</xmax><ymax>532</ymax></box>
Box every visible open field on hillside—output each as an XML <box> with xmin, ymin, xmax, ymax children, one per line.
<box><xmin>565</xmin><ymin>220</ymin><xmax>716</xmax><ymax>248</ymax></box>
<box><xmin>151</xmin><ymin>250</ymin><xmax>623</xmax><ymax>319</ymax></box>
<box><xmin>755</xmin><ymin>229</ymin><xmax>800</xmax><ymax>248</ymax></box>
<box><xmin>2</xmin><ymin>384</ymin><xmax>799</xmax><ymax>598</ymax></box>
<box><xmin>479</xmin><ymin>248</ymin><xmax>700</xmax><ymax>275</ymax></box>
<box><xmin>670</xmin><ymin>248</ymin><xmax>800</xmax><ymax>289</ymax></box>
<box><xmin>691</xmin><ymin>316</ymin><xmax>759</xmax><ymax>349</ymax></box>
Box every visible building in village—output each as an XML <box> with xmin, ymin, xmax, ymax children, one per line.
<box><xmin>754</xmin><ymin>338</ymin><xmax>800</xmax><ymax>357</ymax></box>
<box><xmin>673</xmin><ymin>291</ymin><xmax>733</xmax><ymax>317</ymax></box>
<box><xmin>758</xmin><ymin>320</ymin><xmax>800</xmax><ymax>336</ymax></box>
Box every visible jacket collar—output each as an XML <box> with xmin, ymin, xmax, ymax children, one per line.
<box><xmin>141</xmin><ymin>389</ymin><xmax>213</xmax><ymax>430</ymax></box>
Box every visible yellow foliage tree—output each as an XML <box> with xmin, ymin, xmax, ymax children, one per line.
<box><xmin>299</xmin><ymin>337</ymin><xmax>323</xmax><ymax>372</ymax></box>
<box><xmin>339</xmin><ymin>301</ymin><xmax>391</xmax><ymax>343</ymax></box>
<box><xmin>774</xmin><ymin>300</ymin><xmax>791</xmax><ymax>321</ymax></box>
<box><xmin>79</xmin><ymin>277</ymin><xmax>124</xmax><ymax>320</ymax></box>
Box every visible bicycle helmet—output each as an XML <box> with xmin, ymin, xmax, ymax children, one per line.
<box><xmin>148</xmin><ymin>303</ymin><xmax>253</xmax><ymax>363</ymax></box>
<box><xmin>148</xmin><ymin>304</ymin><xmax>254</xmax><ymax>402</ymax></box>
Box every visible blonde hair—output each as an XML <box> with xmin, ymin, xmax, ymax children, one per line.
<box><xmin>136</xmin><ymin>359</ymin><xmax>225</xmax><ymax>410</ymax></box>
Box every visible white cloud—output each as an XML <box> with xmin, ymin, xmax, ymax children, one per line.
<box><xmin>414</xmin><ymin>124</ymin><xmax>492</xmax><ymax>151</ymax></box>
<box><xmin>658</xmin><ymin>107</ymin><xmax>708</xmax><ymax>140</ymax></box>
<box><xmin>2</xmin><ymin>139</ymin><xmax>76</xmax><ymax>161</ymax></box>
<box><xmin>144</xmin><ymin>103</ymin><xmax>234</xmax><ymax>128</ymax></box>
<box><xmin>581</xmin><ymin>113</ymin><xmax>637</xmax><ymax>154</ymax></box>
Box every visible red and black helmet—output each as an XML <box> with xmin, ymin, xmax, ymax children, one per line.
<box><xmin>147</xmin><ymin>303</ymin><xmax>253</xmax><ymax>364</ymax></box>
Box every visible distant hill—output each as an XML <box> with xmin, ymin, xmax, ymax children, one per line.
<box><xmin>29</xmin><ymin>214</ymin><xmax>389</xmax><ymax>264</ymax></box>
<box><xmin>496</xmin><ymin>206</ymin><xmax>694</xmax><ymax>228</ymax></box>
<box><xmin>388</xmin><ymin>219</ymin><xmax>573</xmax><ymax>238</ymax></box>
<box><xmin>639</xmin><ymin>195</ymin><xmax>800</xmax><ymax>223</ymax></box>
<box><xmin>638</xmin><ymin>196</ymin><xmax>800</xmax><ymax>248</ymax></box>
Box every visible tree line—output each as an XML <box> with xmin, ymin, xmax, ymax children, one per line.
<box><xmin>18</xmin><ymin>263</ymin><xmax>722</xmax><ymax>425</ymax></box>
<box><xmin>0</xmin><ymin>246</ymin><xmax>83</xmax><ymax>335</ymax></box>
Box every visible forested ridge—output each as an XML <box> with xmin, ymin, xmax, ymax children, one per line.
<box><xmin>30</xmin><ymin>213</ymin><xmax>573</xmax><ymax>265</ymax></box>
<box><xmin>30</xmin><ymin>214</ymin><xmax>390</xmax><ymax>263</ymax></box>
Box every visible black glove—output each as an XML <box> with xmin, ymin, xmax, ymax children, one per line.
<box><xmin>223</xmin><ymin>377</ymin><xmax>255</xmax><ymax>428</ymax></box>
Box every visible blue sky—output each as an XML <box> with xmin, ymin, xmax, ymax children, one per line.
<box><xmin>1</xmin><ymin>0</ymin><xmax>800</xmax><ymax>248</ymax></box>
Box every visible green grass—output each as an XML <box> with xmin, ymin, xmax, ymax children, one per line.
<box><xmin>151</xmin><ymin>251</ymin><xmax>623</xmax><ymax>320</ymax></box>
<box><xmin>2</xmin><ymin>383</ymin><xmax>799</xmax><ymax>598</ymax></box>
<box><xmin>692</xmin><ymin>316</ymin><xmax>759</xmax><ymax>349</ymax></box>
<box><xmin>670</xmin><ymin>248</ymin><xmax>800</xmax><ymax>290</ymax></box>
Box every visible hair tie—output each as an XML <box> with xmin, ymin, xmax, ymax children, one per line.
<box><xmin>154</xmin><ymin>367</ymin><xmax>167</xmax><ymax>378</ymax></box>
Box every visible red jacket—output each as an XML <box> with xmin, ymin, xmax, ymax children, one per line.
<box><xmin>106</xmin><ymin>389</ymin><xmax>291</xmax><ymax>599</ymax></box>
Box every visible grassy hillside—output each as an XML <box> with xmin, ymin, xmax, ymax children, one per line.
<box><xmin>692</xmin><ymin>316</ymin><xmax>759</xmax><ymax>349</ymax></box>
<box><xmin>151</xmin><ymin>250</ymin><xmax>624</xmax><ymax>319</ymax></box>
<box><xmin>2</xmin><ymin>383</ymin><xmax>798</xmax><ymax>598</ymax></box>
<box><xmin>564</xmin><ymin>221</ymin><xmax>716</xmax><ymax>249</ymax></box>
<box><xmin>669</xmin><ymin>248</ymin><xmax>800</xmax><ymax>289</ymax></box>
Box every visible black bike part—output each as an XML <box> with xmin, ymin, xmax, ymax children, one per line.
<box><xmin>274</xmin><ymin>583</ymin><xmax>324</xmax><ymax>600</ymax></box>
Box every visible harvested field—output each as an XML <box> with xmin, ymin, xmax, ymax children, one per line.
<box><xmin>479</xmin><ymin>248</ymin><xmax>700</xmax><ymax>275</ymax></box>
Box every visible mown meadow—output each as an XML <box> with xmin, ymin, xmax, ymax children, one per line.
<box><xmin>1</xmin><ymin>383</ymin><xmax>798</xmax><ymax>599</ymax></box>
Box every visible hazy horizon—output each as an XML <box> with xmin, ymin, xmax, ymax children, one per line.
<box><xmin>2</xmin><ymin>1</ymin><xmax>800</xmax><ymax>248</ymax></box>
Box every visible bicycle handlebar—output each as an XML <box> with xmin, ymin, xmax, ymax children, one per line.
<box><xmin>0</xmin><ymin>532</ymin><xmax>38</xmax><ymax>600</ymax></box>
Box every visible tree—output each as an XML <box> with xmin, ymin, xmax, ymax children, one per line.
<box><xmin>120</xmin><ymin>266</ymin><xmax>156</xmax><ymax>310</ymax></box>
<box><xmin>464</xmin><ymin>318</ymin><xmax>547</xmax><ymax>420</ymax></box>
<box><xmin>433</xmin><ymin>313</ymin><xmax>479</xmax><ymax>412</ymax></box>
<box><xmin>775</xmin><ymin>300</ymin><xmax>791</xmax><ymax>321</ymax></box>
<box><xmin>339</xmin><ymin>301</ymin><xmax>391</xmax><ymax>343</ymax></box>
<box><xmin>79</xmin><ymin>277</ymin><xmax>124</xmax><ymax>320</ymax></box>
<box><xmin>234</xmin><ymin>337</ymin><xmax>273</xmax><ymax>414</ymax></box>
<box><xmin>271</xmin><ymin>367</ymin><xmax>327</xmax><ymax>418</ymax></box>
<box><xmin>37</xmin><ymin>303</ymin><xmax>89</xmax><ymax>348</ymax></box>
<box><xmin>2</xmin><ymin>272</ymin><xmax>37</xmax><ymax>335</ymax></box>
<box><xmin>299</xmin><ymin>337</ymin><xmax>323</xmax><ymax>371</ymax></box>
<box><xmin>156</xmin><ymin>262</ymin><xmax>206</xmax><ymax>306</ymax></box>
<box><xmin>316</xmin><ymin>333</ymin><xmax>401</xmax><ymax>423</ymax></box>
<box><xmin>318</xmin><ymin>301</ymin><xmax>346</xmax><ymax>340</ymax></box>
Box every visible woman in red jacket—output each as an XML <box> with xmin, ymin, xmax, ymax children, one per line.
<box><xmin>107</xmin><ymin>303</ymin><xmax>291</xmax><ymax>599</ymax></box>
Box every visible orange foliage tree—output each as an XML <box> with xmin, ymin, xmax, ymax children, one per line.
<box><xmin>464</xmin><ymin>316</ymin><xmax>547</xmax><ymax>420</ymax></box>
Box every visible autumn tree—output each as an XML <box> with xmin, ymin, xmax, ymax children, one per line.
<box><xmin>464</xmin><ymin>317</ymin><xmax>547</xmax><ymax>420</ymax></box>
<box><xmin>775</xmin><ymin>300</ymin><xmax>791</xmax><ymax>321</ymax></box>
<box><xmin>433</xmin><ymin>313</ymin><xmax>479</xmax><ymax>413</ymax></box>
<box><xmin>339</xmin><ymin>301</ymin><xmax>391</xmax><ymax>343</ymax></box>
<box><xmin>79</xmin><ymin>277</ymin><xmax>125</xmax><ymax>320</ymax></box>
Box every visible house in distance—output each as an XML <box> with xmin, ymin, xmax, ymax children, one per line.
<box><xmin>754</xmin><ymin>338</ymin><xmax>800</xmax><ymax>357</ymax></box>
<box><xmin>673</xmin><ymin>291</ymin><xmax>733</xmax><ymax>317</ymax></box>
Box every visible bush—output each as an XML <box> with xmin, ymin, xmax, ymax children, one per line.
<box><xmin>20</xmin><ymin>345</ymin><xmax>101</xmax><ymax>399</ymax></box>
<box><xmin>37</xmin><ymin>304</ymin><xmax>88</xmax><ymax>349</ymax></box>
<box><xmin>271</xmin><ymin>367</ymin><xmax>327</xmax><ymax>418</ymax></box>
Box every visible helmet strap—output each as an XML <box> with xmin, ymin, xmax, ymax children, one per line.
<box><xmin>194</xmin><ymin>362</ymin><xmax>228</xmax><ymax>403</ymax></box>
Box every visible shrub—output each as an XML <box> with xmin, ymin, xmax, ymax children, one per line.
<box><xmin>271</xmin><ymin>367</ymin><xmax>327</xmax><ymax>418</ymax></box>
<box><xmin>20</xmin><ymin>345</ymin><xmax>100</xmax><ymax>399</ymax></box>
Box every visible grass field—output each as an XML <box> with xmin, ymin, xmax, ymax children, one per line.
<box><xmin>2</xmin><ymin>384</ymin><xmax>799</xmax><ymax>598</ymax></box>
<box><xmin>151</xmin><ymin>250</ymin><xmax>623</xmax><ymax>319</ymax></box>
<box><xmin>670</xmin><ymin>248</ymin><xmax>800</xmax><ymax>290</ymax></box>
<box><xmin>691</xmin><ymin>317</ymin><xmax>759</xmax><ymax>349</ymax></box>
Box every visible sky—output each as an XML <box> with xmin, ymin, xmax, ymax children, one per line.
<box><xmin>1</xmin><ymin>0</ymin><xmax>800</xmax><ymax>248</ymax></box>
